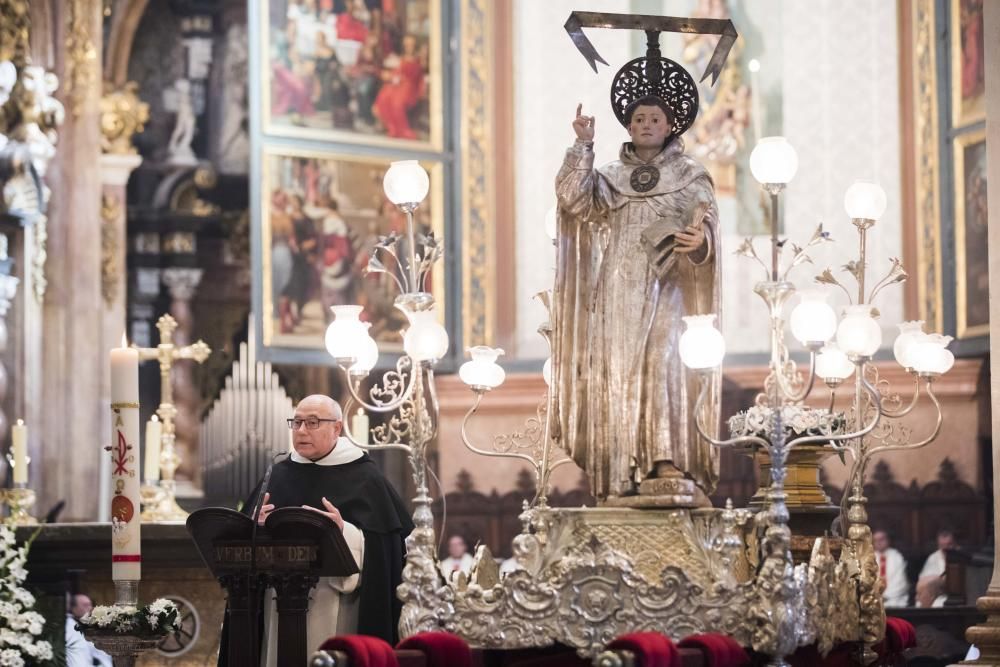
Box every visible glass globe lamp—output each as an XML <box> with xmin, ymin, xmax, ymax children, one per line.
<box><xmin>383</xmin><ymin>160</ymin><xmax>430</xmax><ymax>206</ymax></box>
<box><xmin>789</xmin><ymin>290</ymin><xmax>837</xmax><ymax>347</ymax></box>
<box><xmin>836</xmin><ymin>305</ymin><xmax>881</xmax><ymax>358</ymax></box>
<box><xmin>909</xmin><ymin>333</ymin><xmax>955</xmax><ymax>376</ymax></box>
<box><xmin>402</xmin><ymin>307</ymin><xmax>449</xmax><ymax>362</ymax></box>
<box><xmin>749</xmin><ymin>137</ymin><xmax>798</xmax><ymax>186</ymax></box>
<box><xmin>815</xmin><ymin>343</ymin><xmax>855</xmax><ymax>384</ymax></box>
<box><xmin>893</xmin><ymin>321</ymin><xmax>925</xmax><ymax>370</ymax></box>
<box><xmin>325</xmin><ymin>306</ymin><xmax>375</xmax><ymax>366</ymax></box>
<box><xmin>459</xmin><ymin>346</ymin><xmax>506</xmax><ymax>390</ymax></box>
<box><xmin>679</xmin><ymin>314</ymin><xmax>726</xmax><ymax>370</ymax></box>
<box><xmin>844</xmin><ymin>180</ymin><xmax>887</xmax><ymax>221</ymax></box>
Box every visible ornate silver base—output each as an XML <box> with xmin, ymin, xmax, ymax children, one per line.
<box><xmin>85</xmin><ymin>634</ymin><xmax>161</xmax><ymax>667</ymax></box>
<box><xmin>399</xmin><ymin>505</ymin><xmax>886</xmax><ymax>660</ymax></box>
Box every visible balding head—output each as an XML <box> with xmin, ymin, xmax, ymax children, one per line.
<box><xmin>291</xmin><ymin>395</ymin><xmax>344</xmax><ymax>460</ymax></box>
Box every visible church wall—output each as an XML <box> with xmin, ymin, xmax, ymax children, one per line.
<box><xmin>510</xmin><ymin>0</ymin><xmax>904</xmax><ymax>359</ymax></box>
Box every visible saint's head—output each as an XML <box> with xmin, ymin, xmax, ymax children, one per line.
<box><xmin>624</xmin><ymin>95</ymin><xmax>675</xmax><ymax>151</ymax></box>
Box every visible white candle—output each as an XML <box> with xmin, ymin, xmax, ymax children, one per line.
<box><xmin>110</xmin><ymin>335</ymin><xmax>141</xmax><ymax>581</ymax></box>
<box><xmin>144</xmin><ymin>416</ymin><xmax>162</xmax><ymax>482</ymax></box>
<box><xmin>352</xmin><ymin>408</ymin><xmax>369</xmax><ymax>445</ymax></box>
<box><xmin>11</xmin><ymin>419</ymin><xmax>26</xmax><ymax>485</ymax></box>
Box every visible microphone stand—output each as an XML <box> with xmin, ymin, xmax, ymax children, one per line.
<box><xmin>246</xmin><ymin>452</ymin><xmax>286</xmax><ymax>667</ymax></box>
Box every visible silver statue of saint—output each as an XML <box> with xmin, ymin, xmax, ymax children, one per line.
<box><xmin>552</xmin><ymin>95</ymin><xmax>722</xmax><ymax>506</ymax></box>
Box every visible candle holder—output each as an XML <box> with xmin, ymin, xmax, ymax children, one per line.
<box><xmin>154</xmin><ymin>429</ymin><xmax>187</xmax><ymax>521</ymax></box>
<box><xmin>139</xmin><ymin>482</ymin><xmax>166</xmax><ymax>521</ymax></box>
<box><xmin>82</xmin><ymin>581</ymin><xmax>161</xmax><ymax>667</ymax></box>
<box><xmin>4</xmin><ymin>484</ymin><xmax>37</xmax><ymax>526</ymax></box>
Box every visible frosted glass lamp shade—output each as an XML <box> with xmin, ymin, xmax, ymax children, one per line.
<box><xmin>459</xmin><ymin>346</ymin><xmax>506</xmax><ymax>389</ymax></box>
<box><xmin>815</xmin><ymin>343</ymin><xmax>855</xmax><ymax>382</ymax></box>
<box><xmin>749</xmin><ymin>137</ymin><xmax>798</xmax><ymax>185</ymax></box>
<box><xmin>893</xmin><ymin>320</ymin><xmax>925</xmax><ymax>369</ymax></box>
<box><xmin>836</xmin><ymin>305</ymin><xmax>882</xmax><ymax>357</ymax></box>
<box><xmin>844</xmin><ymin>180</ymin><xmax>887</xmax><ymax>221</ymax></box>
<box><xmin>790</xmin><ymin>290</ymin><xmax>837</xmax><ymax>346</ymax></box>
<box><xmin>351</xmin><ymin>334</ymin><xmax>379</xmax><ymax>374</ymax></box>
<box><xmin>544</xmin><ymin>205</ymin><xmax>558</xmax><ymax>241</ymax></box>
<box><xmin>402</xmin><ymin>307</ymin><xmax>449</xmax><ymax>362</ymax></box>
<box><xmin>909</xmin><ymin>333</ymin><xmax>955</xmax><ymax>375</ymax></box>
<box><xmin>382</xmin><ymin>160</ymin><xmax>429</xmax><ymax>205</ymax></box>
<box><xmin>679</xmin><ymin>314</ymin><xmax>726</xmax><ymax>370</ymax></box>
<box><xmin>325</xmin><ymin>305</ymin><xmax>376</xmax><ymax>365</ymax></box>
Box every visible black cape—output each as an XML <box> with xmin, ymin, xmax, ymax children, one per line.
<box><xmin>218</xmin><ymin>451</ymin><xmax>413</xmax><ymax>665</ymax></box>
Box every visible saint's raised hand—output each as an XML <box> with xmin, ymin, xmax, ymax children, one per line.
<box><xmin>302</xmin><ymin>496</ymin><xmax>345</xmax><ymax>531</ymax></box>
<box><xmin>573</xmin><ymin>103</ymin><xmax>595</xmax><ymax>142</ymax></box>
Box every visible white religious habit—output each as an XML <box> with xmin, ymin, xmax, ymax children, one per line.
<box><xmin>877</xmin><ymin>547</ymin><xmax>909</xmax><ymax>607</ymax></box>
<box><xmin>65</xmin><ymin>614</ymin><xmax>112</xmax><ymax>667</ymax></box>
<box><xmin>439</xmin><ymin>553</ymin><xmax>474</xmax><ymax>582</ymax></box>
<box><xmin>261</xmin><ymin>438</ymin><xmax>366</xmax><ymax>667</ymax></box>
<box><xmin>917</xmin><ymin>549</ymin><xmax>948</xmax><ymax>607</ymax></box>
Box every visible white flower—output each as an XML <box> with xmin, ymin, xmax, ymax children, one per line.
<box><xmin>147</xmin><ymin>614</ymin><xmax>159</xmax><ymax>630</ymax></box>
<box><xmin>0</xmin><ymin>648</ymin><xmax>23</xmax><ymax>667</ymax></box>
<box><xmin>148</xmin><ymin>598</ymin><xmax>175</xmax><ymax>616</ymax></box>
<box><xmin>24</xmin><ymin>640</ymin><xmax>51</xmax><ymax>661</ymax></box>
<box><xmin>11</xmin><ymin>590</ymin><xmax>32</xmax><ymax>608</ymax></box>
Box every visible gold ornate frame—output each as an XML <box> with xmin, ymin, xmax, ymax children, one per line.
<box><xmin>258</xmin><ymin>145</ymin><xmax>446</xmax><ymax>352</ymax></box>
<box><xmin>952</xmin><ymin>127</ymin><xmax>988</xmax><ymax>339</ymax></box>
<box><xmin>258</xmin><ymin>0</ymin><xmax>445</xmax><ymax>153</ymax></box>
<box><xmin>950</xmin><ymin>0</ymin><xmax>986</xmax><ymax>128</ymax></box>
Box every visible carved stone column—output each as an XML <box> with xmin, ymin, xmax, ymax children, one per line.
<box><xmin>161</xmin><ymin>267</ymin><xmax>202</xmax><ymax>486</ymax></box>
<box><xmin>37</xmin><ymin>0</ymin><xmax>104</xmax><ymax>520</ymax></box>
<box><xmin>964</xmin><ymin>2</ymin><xmax>1000</xmax><ymax>663</ymax></box>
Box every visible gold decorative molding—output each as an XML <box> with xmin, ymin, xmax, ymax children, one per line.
<box><xmin>100</xmin><ymin>193</ymin><xmax>121</xmax><ymax>306</ymax></box>
<box><xmin>460</xmin><ymin>0</ymin><xmax>495</xmax><ymax>347</ymax></box>
<box><xmin>65</xmin><ymin>0</ymin><xmax>98</xmax><ymax>118</ymax></box>
<box><xmin>100</xmin><ymin>81</ymin><xmax>148</xmax><ymax>154</ymax></box>
<box><xmin>0</xmin><ymin>0</ymin><xmax>30</xmax><ymax>65</ymax></box>
<box><xmin>912</xmin><ymin>0</ymin><xmax>943</xmax><ymax>332</ymax></box>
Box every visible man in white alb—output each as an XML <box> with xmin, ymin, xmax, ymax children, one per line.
<box><xmin>873</xmin><ymin>529</ymin><xmax>910</xmax><ymax>607</ymax></box>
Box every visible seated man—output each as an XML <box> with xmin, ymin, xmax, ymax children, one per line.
<box><xmin>65</xmin><ymin>593</ymin><xmax>112</xmax><ymax>667</ymax></box>
<box><xmin>916</xmin><ymin>529</ymin><xmax>956</xmax><ymax>607</ymax></box>
<box><xmin>225</xmin><ymin>395</ymin><xmax>413</xmax><ymax>666</ymax></box>
<box><xmin>873</xmin><ymin>529</ymin><xmax>909</xmax><ymax>607</ymax></box>
<box><xmin>439</xmin><ymin>535</ymin><xmax>474</xmax><ymax>582</ymax></box>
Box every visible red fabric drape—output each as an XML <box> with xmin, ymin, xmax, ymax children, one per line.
<box><xmin>607</xmin><ymin>632</ymin><xmax>680</xmax><ymax>667</ymax></box>
<box><xmin>397</xmin><ymin>631</ymin><xmax>473</xmax><ymax>667</ymax></box>
<box><xmin>318</xmin><ymin>635</ymin><xmax>400</xmax><ymax>667</ymax></box>
<box><xmin>678</xmin><ymin>633</ymin><xmax>749</xmax><ymax>667</ymax></box>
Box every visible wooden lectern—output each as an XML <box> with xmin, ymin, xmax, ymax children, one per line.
<box><xmin>187</xmin><ymin>507</ymin><xmax>359</xmax><ymax>666</ymax></box>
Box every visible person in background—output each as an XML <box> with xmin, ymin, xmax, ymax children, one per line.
<box><xmin>66</xmin><ymin>593</ymin><xmax>112</xmax><ymax>667</ymax></box>
<box><xmin>439</xmin><ymin>534</ymin><xmax>474</xmax><ymax>581</ymax></box>
<box><xmin>916</xmin><ymin>528</ymin><xmax>957</xmax><ymax>607</ymax></box>
<box><xmin>873</xmin><ymin>529</ymin><xmax>910</xmax><ymax>607</ymax></box>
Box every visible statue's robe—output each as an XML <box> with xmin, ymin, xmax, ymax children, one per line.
<box><xmin>220</xmin><ymin>437</ymin><xmax>413</xmax><ymax>666</ymax></box>
<box><xmin>553</xmin><ymin>138</ymin><xmax>722</xmax><ymax>499</ymax></box>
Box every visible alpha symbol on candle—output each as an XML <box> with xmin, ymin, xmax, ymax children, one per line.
<box><xmin>113</xmin><ymin>430</ymin><xmax>131</xmax><ymax>475</ymax></box>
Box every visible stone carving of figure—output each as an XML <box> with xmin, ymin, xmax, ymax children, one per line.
<box><xmin>552</xmin><ymin>96</ymin><xmax>721</xmax><ymax>505</ymax></box>
<box><xmin>167</xmin><ymin>79</ymin><xmax>197</xmax><ymax>165</ymax></box>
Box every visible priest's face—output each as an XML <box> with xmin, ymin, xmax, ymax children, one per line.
<box><xmin>292</xmin><ymin>395</ymin><xmax>344</xmax><ymax>460</ymax></box>
<box><xmin>627</xmin><ymin>105</ymin><xmax>672</xmax><ymax>151</ymax></box>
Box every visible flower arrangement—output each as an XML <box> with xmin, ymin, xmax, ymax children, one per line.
<box><xmin>728</xmin><ymin>405</ymin><xmax>846</xmax><ymax>441</ymax></box>
<box><xmin>0</xmin><ymin>525</ymin><xmax>53</xmax><ymax>666</ymax></box>
<box><xmin>77</xmin><ymin>598</ymin><xmax>180</xmax><ymax>639</ymax></box>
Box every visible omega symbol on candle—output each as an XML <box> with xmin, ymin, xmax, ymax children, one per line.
<box><xmin>111</xmin><ymin>478</ymin><xmax>134</xmax><ymax>523</ymax></box>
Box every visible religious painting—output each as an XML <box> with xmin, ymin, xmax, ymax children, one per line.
<box><xmin>259</xmin><ymin>147</ymin><xmax>445</xmax><ymax>355</ymax></box>
<box><xmin>260</xmin><ymin>0</ymin><xmax>443</xmax><ymax>151</ymax></box>
<box><xmin>953</xmin><ymin>129</ymin><xmax>988</xmax><ymax>338</ymax></box>
<box><xmin>951</xmin><ymin>0</ymin><xmax>985</xmax><ymax>127</ymax></box>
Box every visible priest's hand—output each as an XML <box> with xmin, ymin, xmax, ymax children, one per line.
<box><xmin>303</xmin><ymin>496</ymin><xmax>345</xmax><ymax>531</ymax></box>
<box><xmin>256</xmin><ymin>492</ymin><xmax>274</xmax><ymax>526</ymax></box>
<box><xmin>573</xmin><ymin>103</ymin><xmax>595</xmax><ymax>142</ymax></box>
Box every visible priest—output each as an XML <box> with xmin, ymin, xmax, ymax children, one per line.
<box><xmin>222</xmin><ymin>394</ymin><xmax>413</xmax><ymax>665</ymax></box>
